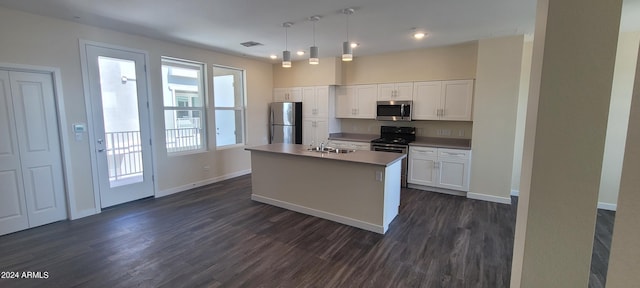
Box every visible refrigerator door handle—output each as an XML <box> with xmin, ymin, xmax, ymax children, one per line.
<box><xmin>270</xmin><ymin>107</ymin><xmax>274</xmax><ymax>143</ymax></box>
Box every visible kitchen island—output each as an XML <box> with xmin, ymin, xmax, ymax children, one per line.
<box><xmin>245</xmin><ymin>143</ymin><xmax>405</xmax><ymax>234</ymax></box>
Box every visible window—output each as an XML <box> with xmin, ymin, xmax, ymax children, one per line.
<box><xmin>213</xmin><ymin>66</ymin><xmax>246</xmax><ymax>147</ymax></box>
<box><xmin>161</xmin><ymin>57</ymin><xmax>206</xmax><ymax>154</ymax></box>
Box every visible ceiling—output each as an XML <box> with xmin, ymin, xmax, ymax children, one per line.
<box><xmin>0</xmin><ymin>0</ymin><xmax>638</xmax><ymax>63</ymax></box>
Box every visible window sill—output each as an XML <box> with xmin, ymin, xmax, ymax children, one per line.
<box><xmin>167</xmin><ymin>148</ymin><xmax>208</xmax><ymax>157</ymax></box>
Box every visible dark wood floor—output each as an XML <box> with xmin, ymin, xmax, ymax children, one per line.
<box><xmin>0</xmin><ymin>174</ymin><xmax>613</xmax><ymax>288</ymax></box>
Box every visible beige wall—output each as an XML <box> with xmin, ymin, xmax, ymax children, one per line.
<box><xmin>272</xmin><ymin>41</ymin><xmax>478</xmax><ymax>88</ymax></box>
<box><xmin>470</xmin><ymin>35</ymin><xmax>525</xmax><ymax>202</ymax></box>
<box><xmin>511</xmin><ymin>40</ymin><xmax>534</xmax><ymax>194</ymax></box>
<box><xmin>273</xmin><ymin>57</ymin><xmax>342</xmax><ymax>87</ymax></box>
<box><xmin>606</xmin><ymin>41</ymin><xmax>640</xmax><ymax>288</ymax></box>
<box><xmin>511</xmin><ymin>0</ymin><xmax>621</xmax><ymax>285</ymax></box>
<box><xmin>598</xmin><ymin>31</ymin><xmax>640</xmax><ymax>207</ymax></box>
<box><xmin>0</xmin><ymin>6</ymin><xmax>272</xmax><ymax>216</ymax></box>
<box><xmin>341</xmin><ymin>42</ymin><xmax>478</xmax><ymax>85</ymax></box>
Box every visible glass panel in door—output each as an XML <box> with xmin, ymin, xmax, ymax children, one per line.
<box><xmin>84</xmin><ymin>43</ymin><xmax>153</xmax><ymax>208</ymax></box>
<box><xmin>97</xmin><ymin>56</ymin><xmax>143</xmax><ymax>188</ymax></box>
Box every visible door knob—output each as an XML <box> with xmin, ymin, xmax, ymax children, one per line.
<box><xmin>98</xmin><ymin>149</ymin><xmax>105</xmax><ymax>152</ymax></box>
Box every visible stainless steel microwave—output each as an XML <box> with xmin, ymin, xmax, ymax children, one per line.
<box><xmin>376</xmin><ymin>101</ymin><xmax>412</xmax><ymax>121</ymax></box>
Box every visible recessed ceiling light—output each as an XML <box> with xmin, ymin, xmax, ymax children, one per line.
<box><xmin>350</xmin><ymin>43</ymin><xmax>359</xmax><ymax>48</ymax></box>
<box><xmin>297</xmin><ymin>51</ymin><xmax>305</xmax><ymax>56</ymax></box>
<box><xmin>269</xmin><ymin>54</ymin><xmax>277</xmax><ymax>59</ymax></box>
<box><xmin>413</xmin><ymin>32</ymin><xmax>427</xmax><ymax>39</ymax></box>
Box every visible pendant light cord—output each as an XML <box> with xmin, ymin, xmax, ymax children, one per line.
<box><xmin>345</xmin><ymin>13</ymin><xmax>349</xmax><ymax>41</ymax></box>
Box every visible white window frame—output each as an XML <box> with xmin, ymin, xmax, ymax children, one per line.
<box><xmin>212</xmin><ymin>65</ymin><xmax>246</xmax><ymax>149</ymax></box>
<box><xmin>161</xmin><ymin>57</ymin><xmax>207</xmax><ymax>155</ymax></box>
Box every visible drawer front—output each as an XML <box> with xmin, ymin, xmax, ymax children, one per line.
<box><xmin>409</xmin><ymin>146</ymin><xmax>438</xmax><ymax>157</ymax></box>
<box><xmin>438</xmin><ymin>148</ymin><xmax>470</xmax><ymax>159</ymax></box>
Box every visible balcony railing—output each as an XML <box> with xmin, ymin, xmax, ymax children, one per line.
<box><xmin>105</xmin><ymin>131</ymin><xmax>143</xmax><ymax>183</ymax></box>
<box><xmin>166</xmin><ymin>128</ymin><xmax>203</xmax><ymax>153</ymax></box>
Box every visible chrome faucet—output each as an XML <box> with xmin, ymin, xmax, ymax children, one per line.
<box><xmin>319</xmin><ymin>142</ymin><xmax>325</xmax><ymax>151</ymax></box>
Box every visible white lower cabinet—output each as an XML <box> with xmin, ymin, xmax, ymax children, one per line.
<box><xmin>408</xmin><ymin>146</ymin><xmax>471</xmax><ymax>192</ymax></box>
<box><xmin>303</xmin><ymin>119</ymin><xmax>328</xmax><ymax>146</ymax></box>
<box><xmin>328</xmin><ymin>140</ymin><xmax>371</xmax><ymax>151</ymax></box>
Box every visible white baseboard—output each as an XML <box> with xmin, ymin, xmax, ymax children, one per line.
<box><xmin>407</xmin><ymin>184</ymin><xmax>467</xmax><ymax>197</ymax></box>
<box><xmin>156</xmin><ymin>169</ymin><xmax>251</xmax><ymax>198</ymax></box>
<box><xmin>69</xmin><ymin>208</ymin><xmax>99</xmax><ymax>220</ymax></box>
<box><xmin>467</xmin><ymin>192</ymin><xmax>512</xmax><ymax>204</ymax></box>
<box><xmin>597</xmin><ymin>202</ymin><xmax>617</xmax><ymax>211</ymax></box>
<box><xmin>251</xmin><ymin>194</ymin><xmax>385</xmax><ymax>234</ymax></box>
<box><xmin>511</xmin><ymin>189</ymin><xmax>520</xmax><ymax>196</ymax></box>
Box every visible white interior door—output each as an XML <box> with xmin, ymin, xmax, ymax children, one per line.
<box><xmin>10</xmin><ymin>71</ymin><xmax>67</xmax><ymax>227</ymax></box>
<box><xmin>0</xmin><ymin>71</ymin><xmax>29</xmax><ymax>235</ymax></box>
<box><xmin>0</xmin><ymin>70</ymin><xmax>67</xmax><ymax>235</ymax></box>
<box><xmin>84</xmin><ymin>44</ymin><xmax>154</xmax><ymax>208</ymax></box>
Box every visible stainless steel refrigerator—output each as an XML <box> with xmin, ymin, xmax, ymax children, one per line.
<box><xmin>269</xmin><ymin>102</ymin><xmax>302</xmax><ymax>144</ymax></box>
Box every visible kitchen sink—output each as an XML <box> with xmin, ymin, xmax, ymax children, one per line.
<box><xmin>307</xmin><ymin>147</ymin><xmax>355</xmax><ymax>154</ymax></box>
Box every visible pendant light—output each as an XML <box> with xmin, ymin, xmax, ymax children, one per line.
<box><xmin>282</xmin><ymin>22</ymin><xmax>293</xmax><ymax>68</ymax></box>
<box><xmin>309</xmin><ymin>16</ymin><xmax>321</xmax><ymax>65</ymax></box>
<box><xmin>342</xmin><ymin>8</ymin><xmax>355</xmax><ymax>62</ymax></box>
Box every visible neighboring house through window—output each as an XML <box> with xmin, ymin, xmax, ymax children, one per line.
<box><xmin>161</xmin><ymin>57</ymin><xmax>206</xmax><ymax>154</ymax></box>
<box><xmin>213</xmin><ymin>65</ymin><xmax>246</xmax><ymax>148</ymax></box>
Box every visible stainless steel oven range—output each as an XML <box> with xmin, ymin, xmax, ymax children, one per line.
<box><xmin>370</xmin><ymin>126</ymin><xmax>416</xmax><ymax>187</ymax></box>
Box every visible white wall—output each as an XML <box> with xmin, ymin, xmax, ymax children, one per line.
<box><xmin>598</xmin><ymin>31</ymin><xmax>640</xmax><ymax>209</ymax></box>
<box><xmin>606</xmin><ymin>40</ymin><xmax>640</xmax><ymax>288</ymax></box>
<box><xmin>469</xmin><ymin>35</ymin><xmax>525</xmax><ymax>203</ymax></box>
<box><xmin>511</xmin><ymin>41</ymin><xmax>534</xmax><ymax>195</ymax></box>
<box><xmin>0</xmin><ymin>6</ymin><xmax>272</xmax><ymax>216</ymax></box>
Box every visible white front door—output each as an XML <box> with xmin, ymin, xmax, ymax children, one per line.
<box><xmin>0</xmin><ymin>70</ymin><xmax>67</xmax><ymax>235</ymax></box>
<box><xmin>83</xmin><ymin>44</ymin><xmax>154</xmax><ymax>208</ymax></box>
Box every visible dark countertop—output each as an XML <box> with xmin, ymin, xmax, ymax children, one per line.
<box><xmin>246</xmin><ymin>143</ymin><xmax>406</xmax><ymax>167</ymax></box>
<box><xmin>410</xmin><ymin>137</ymin><xmax>472</xmax><ymax>150</ymax></box>
<box><xmin>328</xmin><ymin>133</ymin><xmax>379</xmax><ymax>142</ymax></box>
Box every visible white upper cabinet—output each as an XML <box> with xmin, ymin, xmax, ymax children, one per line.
<box><xmin>441</xmin><ymin>80</ymin><xmax>474</xmax><ymax>121</ymax></box>
<box><xmin>377</xmin><ymin>82</ymin><xmax>413</xmax><ymax>101</ymax></box>
<box><xmin>335</xmin><ymin>85</ymin><xmax>377</xmax><ymax>119</ymax></box>
<box><xmin>335</xmin><ymin>86</ymin><xmax>353</xmax><ymax>118</ymax></box>
<box><xmin>412</xmin><ymin>81</ymin><xmax>442</xmax><ymax>120</ymax></box>
<box><xmin>413</xmin><ymin>80</ymin><xmax>474</xmax><ymax>121</ymax></box>
<box><xmin>274</xmin><ymin>87</ymin><xmax>302</xmax><ymax>102</ymax></box>
<box><xmin>302</xmin><ymin>86</ymin><xmax>329</xmax><ymax>119</ymax></box>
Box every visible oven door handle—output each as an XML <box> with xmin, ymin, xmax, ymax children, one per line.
<box><xmin>372</xmin><ymin>147</ymin><xmax>406</xmax><ymax>153</ymax></box>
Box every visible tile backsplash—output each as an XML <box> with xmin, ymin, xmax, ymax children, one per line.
<box><xmin>339</xmin><ymin>119</ymin><xmax>473</xmax><ymax>139</ymax></box>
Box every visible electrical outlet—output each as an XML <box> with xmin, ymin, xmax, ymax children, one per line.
<box><xmin>442</xmin><ymin>129</ymin><xmax>452</xmax><ymax>136</ymax></box>
<box><xmin>458</xmin><ymin>130</ymin><xmax>465</xmax><ymax>137</ymax></box>
<box><xmin>204</xmin><ymin>165</ymin><xmax>210</xmax><ymax>171</ymax></box>
<box><xmin>375</xmin><ymin>171</ymin><xmax>383</xmax><ymax>182</ymax></box>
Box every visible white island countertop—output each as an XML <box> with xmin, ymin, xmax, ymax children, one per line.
<box><xmin>245</xmin><ymin>143</ymin><xmax>405</xmax><ymax>167</ymax></box>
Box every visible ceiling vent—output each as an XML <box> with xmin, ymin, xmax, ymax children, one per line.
<box><xmin>240</xmin><ymin>41</ymin><xmax>263</xmax><ymax>47</ymax></box>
